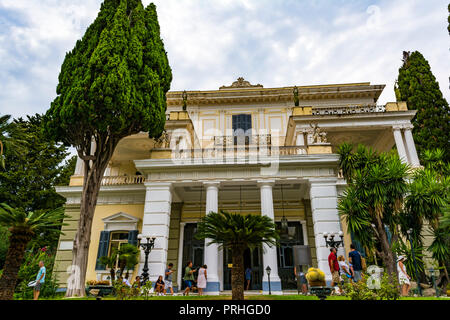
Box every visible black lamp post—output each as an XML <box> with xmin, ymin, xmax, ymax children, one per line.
<box><xmin>266</xmin><ymin>266</ymin><xmax>272</xmax><ymax>295</ymax></box>
<box><xmin>407</xmin><ymin>228</ymin><xmax>422</xmax><ymax>296</ymax></box>
<box><xmin>138</xmin><ymin>234</ymin><xmax>156</xmax><ymax>285</ymax></box>
<box><xmin>323</xmin><ymin>231</ymin><xmax>344</xmax><ymax>249</ymax></box>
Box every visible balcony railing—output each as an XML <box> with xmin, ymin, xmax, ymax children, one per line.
<box><xmin>214</xmin><ymin>134</ymin><xmax>272</xmax><ymax>147</ymax></box>
<box><xmin>101</xmin><ymin>175</ymin><xmax>146</xmax><ymax>186</ymax></box>
<box><xmin>172</xmin><ymin>145</ymin><xmax>306</xmax><ymax>160</ymax></box>
<box><xmin>311</xmin><ymin>104</ymin><xmax>386</xmax><ymax>116</ymax></box>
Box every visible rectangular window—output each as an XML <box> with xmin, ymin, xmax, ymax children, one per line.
<box><xmin>232</xmin><ymin>114</ymin><xmax>252</xmax><ymax>145</ymax></box>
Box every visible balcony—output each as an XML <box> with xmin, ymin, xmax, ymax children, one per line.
<box><xmin>101</xmin><ymin>175</ymin><xmax>146</xmax><ymax>186</ymax></box>
<box><xmin>213</xmin><ymin>134</ymin><xmax>272</xmax><ymax>147</ymax></box>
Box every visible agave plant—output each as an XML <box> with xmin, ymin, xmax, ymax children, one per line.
<box><xmin>196</xmin><ymin>210</ymin><xmax>279</xmax><ymax>300</ymax></box>
<box><xmin>0</xmin><ymin>204</ymin><xmax>66</xmax><ymax>300</ymax></box>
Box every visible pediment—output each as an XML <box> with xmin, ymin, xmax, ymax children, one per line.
<box><xmin>102</xmin><ymin>212</ymin><xmax>140</xmax><ymax>223</ymax></box>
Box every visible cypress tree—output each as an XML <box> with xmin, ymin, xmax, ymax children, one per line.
<box><xmin>395</xmin><ymin>51</ymin><xmax>450</xmax><ymax>162</ymax></box>
<box><xmin>43</xmin><ymin>0</ymin><xmax>171</xmax><ymax>297</ymax></box>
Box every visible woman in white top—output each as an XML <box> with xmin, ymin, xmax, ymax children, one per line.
<box><xmin>338</xmin><ymin>255</ymin><xmax>352</xmax><ymax>283</ymax></box>
<box><xmin>197</xmin><ymin>264</ymin><xmax>207</xmax><ymax>296</ymax></box>
<box><xmin>397</xmin><ymin>255</ymin><xmax>411</xmax><ymax>296</ymax></box>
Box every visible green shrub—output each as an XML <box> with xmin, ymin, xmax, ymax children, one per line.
<box><xmin>344</xmin><ymin>273</ymin><xmax>400</xmax><ymax>300</ymax></box>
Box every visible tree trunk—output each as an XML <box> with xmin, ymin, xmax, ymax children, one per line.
<box><xmin>65</xmin><ymin>147</ymin><xmax>114</xmax><ymax>296</ymax></box>
<box><xmin>231</xmin><ymin>247</ymin><xmax>245</xmax><ymax>300</ymax></box>
<box><xmin>0</xmin><ymin>230</ymin><xmax>33</xmax><ymax>300</ymax></box>
<box><xmin>374</xmin><ymin>217</ymin><xmax>398</xmax><ymax>283</ymax></box>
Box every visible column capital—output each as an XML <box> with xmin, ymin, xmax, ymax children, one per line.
<box><xmin>203</xmin><ymin>181</ymin><xmax>221</xmax><ymax>189</ymax></box>
<box><xmin>144</xmin><ymin>181</ymin><xmax>173</xmax><ymax>191</ymax></box>
<box><xmin>257</xmin><ymin>179</ymin><xmax>276</xmax><ymax>188</ymax></box>
<box><xmin>402</xmin><ymin>123</ymin><xmax>414</xmax><ymax>131</ymax></box>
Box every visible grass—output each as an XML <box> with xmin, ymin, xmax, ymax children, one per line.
<box><xmin>36</xmin><ymin>294</ymin><xmax>449</xmax><ymax>301</ymax></box>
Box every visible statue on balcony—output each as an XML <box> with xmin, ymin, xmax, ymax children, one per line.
<box><xmin>154</xmin><ymin>130</ymin><xmax>171</xmax><ymax>148</ymax></box>
<box><xmin>293</xmin><ymin>86</ymin><xmax>299</xmax><ymax>107</ymax></box>
<box><xmin>309</xmin><ymin>123</ymin><xmax>328</xmax><ymax>144</ymax></box>
<box><xmin>182</xmin><ymin>90</ymin><xmax>188</xmax><ymax>111</ymax></box>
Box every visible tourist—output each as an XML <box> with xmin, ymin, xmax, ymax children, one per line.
<box><xmin>397</xmin><ymin>256</ymin><xmax>411</xmax><ymax>296</ymax></box>
<box><xmin>293</xmin><ymin>265</ymin><xmax>308</xmax><ymax>294</ymax></box>
<box><xmin>183</xmin><ymin>260</ymin><xmax>197</xmax><ymax>296</ymax></box>
<box><xmin>155</xmin><ymin>275</ymin><xmax>165</xmax><ymax>295</ymax></box>
<box><xmin>348</xmin><ymin>244</ymin><xmax>363</xmax><ymax>282</ymax></box>
<box><xmin>33</xmin><ymin>261</ymin><xmax>46</xmax><ymax>300</ymax></box>
<box><xmin>123</xmin><ymin>274</ymin><xmax>132</xmax><ymax>287</ymax></box>
<box><xmin>133</xmin><ymin>276</ymin><xmax>141</xmax><ymax>288</ymax></box>
<box><xmin>337</xmin><ymin>255</ymin><xmax>352</xmax><ymax>284</ymax></box>
<box><xmin>245</xmin><ymin>267</ymin><xmax>252</xmax><ymax>291</ymax></box>
<box><xmin>328</xmin><ymin>247</ymin><xmax>340</xmax><ymax>287</ymax></box>
<box><xmin>197</xmin><ymin>264</ymin><xmax>207</xmax><ymax>296</ymax></box>
<box><xmin>164</xmin><ymin>263</ymin><xmax>174</xmax><ymax>296</ymax></box>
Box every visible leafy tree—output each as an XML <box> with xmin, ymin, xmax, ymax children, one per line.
<box><xmin>0</xmin><ymin>114</ymin><xmax>74</xmax><ymax>264</ymax></box>
<box><xmin>337</xmin><ymin>143</ymin><xmax>410</xmax><ymax>280</ymax></box>
<box><xmin>394</xmin><ymin>51</ymin><xmax>450</xmax><ymax>162</ymax></box>
<box><xmin>0</xmin><ymin>114</ymin><xmax>28</xmax><ymax>169</ymax></box>
<box><xmin>117</xmin><ymin>243</ymin><xmax>139</xmax><ymax>278</ymax></box>
<box><xmin>43</xmin><ymin>0</ymin><xmax>172</xmax><ymax>297</ymax></box>
<box><xmin>196</xmin><ymin>210</ymin><xmax>279</xmax><ymax>300</ymax></box>
<box><xmin>0</xmin><ymin>204</ymin><xmax>66</xmax><ymax>300</ymax></box>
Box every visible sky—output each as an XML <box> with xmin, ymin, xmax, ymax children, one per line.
<box><xmin>0</xmin><ymin>0</ymin><xmax>449</xmax><ymax>119</ymax></box>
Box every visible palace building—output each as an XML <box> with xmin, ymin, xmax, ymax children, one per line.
<box><xmin>54</xmin><ymin>78</ymin><xmax>421</xmax><ymax>294</ymax></box>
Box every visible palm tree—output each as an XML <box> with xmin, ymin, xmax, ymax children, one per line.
<box><xmin>196</xmin><ymin>210</ymin><xmax>279</xmax><ymax>300</ymax></box>
<box><xmin>99</xmin><ymin>248</ymin><xmax>119</xmax><ymax>284</ymax></box>
<box><xmin>0</xmin><ymin>204</ymin><xmax>65</xmax><ymax>300</ymax></box>
<box><xmin>117</xmin><ymin>244</ymin><xmax>139</xmax><ymax>279</ymax></box>
<box><xmin>337</xmin><ymin>143</ymin><xmax>410</xmax><ymax>279</ymax></box>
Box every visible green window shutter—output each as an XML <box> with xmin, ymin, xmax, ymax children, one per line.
<box><xmin>128</xmin><ymin>230</ymin><xmax>139</xmax><ymax>246</ymax></box>
<box><xmin>95</xmin><ymin>231</ymin><xmax>110</xmax><ymax>270</ymax></box>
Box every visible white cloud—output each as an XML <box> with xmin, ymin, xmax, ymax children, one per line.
<box><xmin>0</xmin><ymin>0</ymin><xmax>448</xmax><ymax>119</ymax></box>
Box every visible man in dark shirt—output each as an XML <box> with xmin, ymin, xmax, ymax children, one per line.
<box><xmin>348</xmin><ymin>244</ymin><xmax>363</xmax><ymax>282</ymax></box>
<box><xmin>328</xmin><ymin>247</ymin><xmax>340</xmax><ymax>286</ymax></box>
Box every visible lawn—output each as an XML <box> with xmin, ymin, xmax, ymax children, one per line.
<box><xmin>37</xmin><ymin>294</ymin><xmax>449</xmax><ymax>301</ymax></box>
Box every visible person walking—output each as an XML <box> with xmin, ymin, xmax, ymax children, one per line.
<box><xmin>348</xmin><ymin>244</ymin><xmax>363</xmax><ymax>282</ymax></box>
<box><xmin>183</xmin><ymin>261</ymin><xmax>197</xmax><ymax>296</ymax></box>
<box><xmin>164</xmin><ymin>263</ymin><xmax>174</xmax><ymax>296</ymax></box>
<box><xmin>197</xmin><ymin>265</ymin><xmax>207</xmax><ymax>296</ymax></box>
<box><xmin>293</xmin><ymin>265</ymin><xmax>308</xmax><ymax>294</ymax></box>
<box><xmin>245</xmin><ymin>267</ymin><xmax>252</xmax><ymax>291</ymax></box>
<box><xmin>397</xmin><ymin>256</ymin><xmax>411</xmax><ymax>296</ymax></box>
<box><xmin>328</xmin><ymin>247</ymin><xmax>340</xmax><ymax>287</ymax></box>
<box><xmin>33</xmin><ymin>261</ymin><xmax>46</xmax><ymax>300</ymax></box>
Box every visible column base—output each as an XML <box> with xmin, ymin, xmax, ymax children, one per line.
<box><xmin>262</xmin><ymin>281</ymin><xmax>283</xmax><ymax>295</ymax></box>
<box><xmin>204</xmin><ymin>281</ymin><xmax>221</xmax><ymax>295</ymax></box>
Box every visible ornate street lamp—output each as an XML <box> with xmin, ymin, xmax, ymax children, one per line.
<box><xmin>265</xmin><ymin>266</ymin><xmax>272</xmax><ymax>295</ymax></box>
<box><xmin>407</xmin><ymin>228</ymin><xmax>422</xmax><ymax>296</ymax></box>
<box><xmin>323</xmin><ymin>231</ymin><xmax>344</xmax><ymax>248</ymax></box>
<box><xmin>138</xmin><ymin>234</ymin><xmax>156</xmax><ymax>285</ymax></box>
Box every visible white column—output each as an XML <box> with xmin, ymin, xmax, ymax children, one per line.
<box><xmin>309</xmin><ymin>178</ymin><xmax>343</xmax><ymax>284</ymax></box>
<box><xmin>393</xmin><ymin>126</ymin><xmax>408</xmax><ymax>163</ymax></box>
<box><xmin>177</xmin><ymin>222</ymin><xmax>186</xmax><ymax>292</ymax></box>
<box><xmin>258</xmin><ymin>180</ymin><xmax>282</xmax><ymax>294</ymax></box>
<box><xmin>203</xmin><ymin>182</ymin><xmax>220</xmax><ymax>294</ymax></box>
<box><xmin>140</xmin><ymin>182</ymin><xmax>172</xmax><ymax>283</ymax></box>
<box><xmin>403</xmin><ymin>124</ymin><xmax>421</xmax><ymax>167</ymax></box>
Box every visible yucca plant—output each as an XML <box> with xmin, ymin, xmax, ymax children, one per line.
<box><xmin>0</xmin><ymin>203</ymin><xmax>66</xmax><ymax>300</ymax></box>
<box><xmin>99</xmin><ymin>247</ymin><xmax>119</xmax><ymax>284</ymax></box>
<box><xmin>337</xmin><ymin>144</ymin><xmax>410</xmax><ymax>279</ymax></box>
<box><xmin>196</xmin><ymin>210</ymin><xmax>279</xmax><ymax>300</ymax></box>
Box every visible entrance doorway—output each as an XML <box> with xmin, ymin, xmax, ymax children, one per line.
<box><xmin>181</xmin><ymin>223</ymin><xmax>204</xmax><ymax>290</ymax></box>
<box><xmin>223</xmin><ymin>247</ymin><xmax>262</xmax><ymax>290</ymax></box>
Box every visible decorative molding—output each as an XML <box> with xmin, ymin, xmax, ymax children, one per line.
<box><xmin>102</xmin><ymin>212</ymin><xmax>140</xmax><ymax>231</ymax></box>
<box><xmin>219</xmin><ymin>77</ymin><xmax>263</xmax><ymax>90</ymax></box>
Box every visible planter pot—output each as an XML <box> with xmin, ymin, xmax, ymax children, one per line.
<box><xmin>86</xmin><ymin>285</ymin><xmax>114</xmax><ymax>297</ymax></box>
